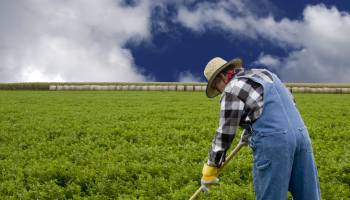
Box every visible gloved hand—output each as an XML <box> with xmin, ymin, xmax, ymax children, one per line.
<box><xmin>201</xmin><ymin>163</ymin><xmax>219</xmax><ymax>185</ymax></box>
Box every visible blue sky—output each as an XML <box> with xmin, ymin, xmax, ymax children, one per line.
<box><xmin>1</xmin><ymin>0</ymin><xmax>350</xmax><ymax>83</ymax></box>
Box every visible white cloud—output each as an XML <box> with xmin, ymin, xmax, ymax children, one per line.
<box><xmin>0</xmin><ymin>0</ymin><xmax>153</xmax><ymax>82</ymax></box>
<box><xmin>2</xmin><ymin>1</ymin><xmax>350</xmax><ymax>83</ymax></box>
<box><xmin>176</xmin><ymin>2</ymin><xmax>350</xmax><ymax>82</ymax></box>
<box><xmin>279</xmin><ymin>5</ymin><xmax>350</xmax><ymax>82</ymax></box>
<box><xmin>177</xmin><ymin>2</ymin><xmax>255</xmax><ymax>37</ymax></box>
<box><xmin>21</xmin><ymin>66</ymin><xmax>65</xmax><ymax>82</ymax></box>
<box><xmin>178</xmin><ymin>70</ymin><xmax>202</xmax><ymax>82</ymax></box>
<box><xmin>254</xmin><ymin>53</ymin><xmax>281</xmax><ymax>68</ymax></box>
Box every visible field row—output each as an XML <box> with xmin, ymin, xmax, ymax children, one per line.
<box><xmin>0</xmin><ymin>91</ymin><xmax>349</xmax><ymax>199</ymax></box>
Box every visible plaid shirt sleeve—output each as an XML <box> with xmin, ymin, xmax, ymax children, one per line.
<box><xmin>207</xmin><ymin>78</ymin><xmax>264</xmax><ymax>167</ymax></box>
<box><xmin>207</xmin><ymin>92</ymin><xmax>245</xmax><ymax>166</ymax></box>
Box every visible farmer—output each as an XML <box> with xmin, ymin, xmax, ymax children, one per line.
<box><xmin>201</xmin><ymin>57</ymin><xmax>321</xmax><ymax>199</ymax></box>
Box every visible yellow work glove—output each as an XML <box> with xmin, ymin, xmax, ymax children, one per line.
<box><xmin>201</xmin><ymin>163</ymin><xmax>219</xmax><ymax>185</ymax></box>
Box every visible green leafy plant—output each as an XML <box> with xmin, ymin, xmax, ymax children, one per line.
<box><xmin>0</xmin><ymin>91</ymin><xmax>349</xmax><ymax>199</ymax></box>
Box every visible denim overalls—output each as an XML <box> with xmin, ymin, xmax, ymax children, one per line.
<box><xmin>239</xmin><ymin>70</ymin><xmax>321</xmax><ymax>200</ymax></box>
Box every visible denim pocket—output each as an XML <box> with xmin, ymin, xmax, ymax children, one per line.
<box><xmin>252</xmin><ymin>129</ymin><xmax>289</xmax><ymax>165</ymax></box>
<box><xmin>249</xmin><ymin>129</ymin><xmax>286</xmax><ymax>150</ymax></box>
<box><xmin>256</xmin><ymin>159</ymin><xmax>271</xmax><ymax>170</ymax></box>
<box><xmin>256</xmin><ymin>129</ymin><xmax>287</xmax><ymax>137</ymax></box>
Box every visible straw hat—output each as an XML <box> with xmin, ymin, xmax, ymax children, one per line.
<box><xmin>204</xmin><ymin>57</ymin><xmax>242</xmax><ymax>98</ymax></box>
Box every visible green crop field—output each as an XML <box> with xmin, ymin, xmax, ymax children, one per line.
<box><xmin>0</xmin><ymin>91</ymin><xmax>349</xmax><ymax>199</ymax></box>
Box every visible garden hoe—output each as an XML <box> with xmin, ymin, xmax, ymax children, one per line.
<box><xmin>189</xmin><ymin>131</ymin><xmax>249</xmax><ymax>200</ymax></box>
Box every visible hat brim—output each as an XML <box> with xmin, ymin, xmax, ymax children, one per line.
<box><xmin>206</xmin><ymin>59</ymin><xmax>241</xmax><ymax>98</ymax></box>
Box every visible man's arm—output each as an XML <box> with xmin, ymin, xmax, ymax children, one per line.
<box><xmin>207</xmin><ymin>92</ymin><xmax>245</xmax><ymax>167</ymax></box>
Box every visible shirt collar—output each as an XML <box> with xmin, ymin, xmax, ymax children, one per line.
<box><xmin>234</xmin><ymin>68</ymin><xmax>244</xmax><ymax>76</ymax></box>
